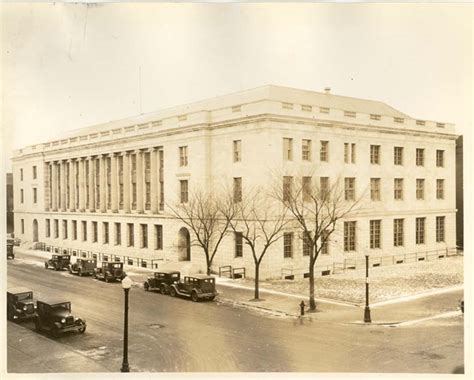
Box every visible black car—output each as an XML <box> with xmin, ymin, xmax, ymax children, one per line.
<box><xmin>69</xmin><ymin>258</ymin><xmax>97</xmax><ymax>276</ymax></box>
<box><xmin>34</xmin><ymin>299</ymin><xmax>86</xmax><ymax>337</ymax></box>
<box><xmin>7</xmin><ymin>287</ymin><xmax>36</xmax><ymax>321</ymax></box>
<box><xmin>94</xmin><ymin>262</ymin><xmax>126</xmax><ymax>282</ymax></box>
<box><xmin>45</xmin><ymin>254</ymin><xmax>71</xmax><ymax>271</ymax></box>
<box><xmin>169</xmin><ymin>275</ymin><xmax>218</xmax><ymax>302</ymax></box>
<box><xmin>144</xmin><ymin>270</ymin><xmax>180</xmax><ymax>294</ymax></box>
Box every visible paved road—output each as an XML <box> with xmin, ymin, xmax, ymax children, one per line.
<box><xmin>7</xmin><ymin>257</ymin><xmax>464</xmax><ymax>373</ymax></box>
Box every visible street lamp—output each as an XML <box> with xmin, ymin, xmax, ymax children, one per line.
<box><xmin>364</xmin><ymin>255</ymin><xmax>372</xmax><ymax>323</ymax></box>
<box><xmin>121</xmin><ymin>276</ymin><xmax>133</xmax><ymax>372</ymax></box>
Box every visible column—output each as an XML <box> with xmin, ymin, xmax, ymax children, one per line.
<box><xmin>78</xmin><ymin>158</ymin><xmax>85</xmax><ymax>211</ymax></box>
<box><xmin>123</xmin><ymin>152</ymin><xmax>131</xmax><ymax>213</ymax></box>
<box><xmin>60</xmin><ymin>160</ymin><xmax>67</xmax><ymax>212</ymax></box>
<box><xmin>100</xmin><ymin>154</ymin><xmax>107</xmax><ymax>213</ymax></box>
<box><xmin>51</xmin><ymin>162</ymin><xmax>58</xmax><ymax>211</ymax></box>
<box><xmin>69</xmin><ymin>159</ymin><xmax>76</xmax><ymax>212</ymax></box>
<box><xmin>111</xmin><ymin>153</ymin><xmax>118</xmax><ymax>213</ymax></box>
<box><xmin>88</xmin><ymin>157</ymin><xmax>95</xmax><ymax>212</ymax></box>
<box><xmin>136</xmin><ymin>150</ymin><xmax>144</xmax><ymax>213</ymax></box>
<box><xmin>150</xmin><ymin>148</ymin><xmax>158</xmax><ymax>213</ymax></box>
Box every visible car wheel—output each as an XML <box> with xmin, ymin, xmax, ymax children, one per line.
<box><xmin>51</xmin><ymin>326</ymin><xmax>60</xmax><ymax>338</ymax></box>
<box><xmin>78</xmin><ymin>325</ymin><xmax>86</xmax><ymax>334</ymax></box>
<box><xmin>191</xmin><ymin>292</ymin><xmax>199</xmax><ymax>302</ymax></box>
<box><xmin>34</xmin><ymin>318</ymin><xmax>41</xmax><ymax>332</ymax></box>
<box><xmin>208</xmin><ymin>296</ymin><xmax>216</xmax><ymax>301</ymax></box>
<box><xmin>169</xmin><ymin>287</ymin><xmax>177</xmax><ymax>297</ymax></box>
<box><xmin>44</xmin><ymin>263</ymin><xmax>48</xmax><ymax>269</ymax></box>
<box><xmin>78</xmin><ymin>269</ymin><xmax>82</xmax><ymax>277</ymax></box>
<box><xmin>144</xmin><ymin>282</ymin><xmax>149</xmax><ymax>291</ymax></box>
<box><xmin>160</xmin><ymin>285</ymin><xmax>167</xmax><ymax>295</ymax></box>
<box><xmin>105</xmin><ymin>275</ymin><xmax>109</xmax><ymax>283</ymax></box>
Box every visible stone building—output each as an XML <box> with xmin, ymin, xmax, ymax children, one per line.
<box><xmin>12</xmin><ymin>85</ymin><xmax>457</xmax><ymax>279</ymax></box>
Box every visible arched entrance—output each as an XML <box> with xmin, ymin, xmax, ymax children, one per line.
<box><xmin>32</xmin><ymin>219</ymin><xmax>38</xmax><ymax>242</ymax></box>
<box><xmin>178</xmin><ymin>227</ymin><xmax>191</xmax><ymax>261</ymax></box>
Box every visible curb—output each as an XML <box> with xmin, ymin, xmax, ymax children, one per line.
<box><xmin>216</xmin><ymin>297</ymin><xmax>302</xmax><ymax>319</ymax></box>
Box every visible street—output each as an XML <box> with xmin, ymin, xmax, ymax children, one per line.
<box><xmin>7</xmin><ymin>255</ymin><xmax>464</xmax><ymax>373</ymax></box>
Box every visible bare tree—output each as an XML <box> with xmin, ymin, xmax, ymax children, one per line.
<box><xmin>223</xmin><ymin>187</ymin><xmax>289</xmax><ymax>300</ymax></box>
<box><xmin>273</xmin><ymin>174</ymin><xmax>363</xmax><ymax>311</ymax></box>
<box><xmin>168</xmin><ymin>188</ymin><xmax>236</xmax><ymax>275</ymax></box>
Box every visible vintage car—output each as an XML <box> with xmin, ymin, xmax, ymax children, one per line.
<box><xmin>144</xmin><ymin>270</ymin><xmax>180</xmax><ymax>294</ymax></box>
<box><xmin>69</xmin><ymin>258</ymin><xmax>97</xmax><ymax>276</ymax></box>
<box><xmin>7</xmin><ymin>288</ymin><xmax>37</xmax><ymax>321</ymax></box>
<box><xmin>7</xmin><ymin>237</ymin><xmax>14</xmax><ymax>259</ymax></box>
<box><xmin>34</xmin><ymin>299</ymin><xmax>86</xmax><ymax>337</ymax></box>
<box><xmin>44</xmin><ymin>254</ymin><xmax>71</xmax><ymax>271</ymax></box>
<box><xmin>94</xmin><ymin>262</ymin><xmax>126</xmax><ymax>282</ymax></box>
<box><xmin>169</xmin><ymin>274</ymin><xmax>218</xmax><ymax>302</ymax></box>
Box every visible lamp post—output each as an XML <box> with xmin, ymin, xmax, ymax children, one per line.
<box><xmin>121</xmin><ymin>276</ymin><xmax>133</xmax><ymax>372</ymax></box>
<box><xmin>364</xmin><ymin>255</ymin><xmax>372</xmax><ymax>323</ymax></box>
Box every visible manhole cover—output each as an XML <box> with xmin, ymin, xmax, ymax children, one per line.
<box><xmin>149</xmin><ymin>324</ymin><xmax>165</xmax><ymax>329</ymax></box>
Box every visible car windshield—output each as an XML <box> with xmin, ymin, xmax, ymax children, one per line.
<box><xmin>112</xmin><ymin>263</ymin><xmax>122</xmax><ymax>269</ymax></box>
<box><xmin>62</xmin><ymin>255</ymin><xmax>70</xmax><ymax>259</ymax></box>
<box><xmin>52</xmin><ymin>303</ymin><xmax>71</xmax><ymax>312</ymax></box>
<box><xmin>16</xmin><ymin>292</ymin><xmax>33</xmax><ymax>301</ymax></box>
<box><xmin>171</xmin><ymin>274</ymin><xmax>179</xmax><ymax>280</ymax></box>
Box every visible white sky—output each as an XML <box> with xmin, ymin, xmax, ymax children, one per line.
<box><xmin>2</xmin><ymin>3</ymin><xmax>472</xmax><ymax>170</ymax></box>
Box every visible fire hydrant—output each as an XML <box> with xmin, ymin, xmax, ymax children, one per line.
<box><xmin>300</xmin><ymin>301</ymin><xmax>305</xmax><ymax>316</ymax></box>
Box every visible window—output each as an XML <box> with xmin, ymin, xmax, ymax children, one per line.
<box><xmin>344</xmin><ymin>177</ymin><xmax>355</xmax><ymax>201</ymax></box>
<box><xmin>92</xmin><ymin>222</ymin><xmax>98</xmax><ymax>243</ymax></box>
<box><xmin>416</xmin><ymin>120</ymin><xmax>426</xmax><ymax>126</ymax></box>
<box><xmin>436</xmin><ymin>150</ymin><xmax>444</xmax><ymax>167</ymax></box>
<box><xmin>394</xmin><ymin>147</ymin><xmax>403</xmax><ymax>165</ymax></box>
<box><xmin>416</xmin><ymin>148</ymin><xmax>425</xmax><ymax>166</ymax></box>
<box><xmin>320</xmin><ymin>177</ymin><xmax>329</xmax><ymax>197</ymax></box>
<box><xmin>20</xmin><ymin>168</ymin><xmax>23</xmax><ymax>181</ymax></box>
<box><xmin>72</xmin><ymin>220</ymin><xmax>77</xmax><ymax>240</ymax></box>
<box><xmin>235</xmin><ymin>232</ymin><xmax>243</xmax><ymax>258</ymax></box>
<box><xmin>283</xmin><ymin>176</ymin><xmax>293</xmax><ymax>202</ymax></box>
<box><xmin>118</xmin><ymin>156</ymin><xmax>124</xmax><ymax>209</ymax></box>
<box><xmin>370</xmin><ymin>178</ymin><xmax>381</xmax><ymax>201</ymax></box>
<box><xmin>416</xmin><ymin>217</ymin><xmax>426</xmax><ymax>244</ymax></box>
<box><xmin>33</xmin><ymin>188</ymin><xmax>37</xmax><ymax>204</ymax></box>
<box><xmin>283</xmin><ymin>138</ymin><xmax>293</xmax><ymax>160</ymax></box>
<box><xmin>179</xmin><ymin>146</ymin><xmax>188</xmax><ymax>167</ymax></box>
<box><xmin>436</xmin><ymin>123</ymin><xmax>445</xmax><ymax>128</ymax></box>
<box><xmin>21</xmin><ymin>219</ymin><xmax>25</xmax><ymax>234</ymax></box>
<box><xmin>320</xmin><ymin>141</ymin><xmax>329</xmax><ymax>162</ymax></box>
<box><xmin>321</xmin><ymin>230</ymin><xmax>329</xmax><ymax>255</ymax></box>
<box><xmin>33</xmin><ymin>166</ymin><xmax>37</xmax><ymax>179</ymax></box>
<box><xmin>283</xmin><ymin>232</ymin><xmax>293</xmax><ymax>258</ymax></box>
<box><xmin>115</xmin><ymin>223</ymin><xmax>121</xmax><ymax>245</ymax></box>
<box><xmin>370</xmin><ymin>114</ymin><xmax>381</xmax><ymax>121</ymax></box>
<box><xmin>436</xmin><ymin>179</ymin><xmax>444</xmax><ymax>200</ymax></box>
<box><xmin>233</xmin><ymin>177</ymin><xmax>242</xmax><ymax>202</ymax></box>
<box><xmin>46</xmin><ymin>219</ymin><xmax>50</xmax><ymax>237</ymax></box>
<box><xmin>370</xmin><ymin>145</ymin><xmax>380</xmax><ymax>164</ymax></box>
<box><xmin>232</xmin><ymin>105</ymin><xmax>241</xmax><ymax>113</ymax></box>
<box><xmin>141</xmin><ymin>224</ymin><xmax>148</xmax><ymax>248</ymax></box>
<box><xmin>416</xmin><ymin>179</ymin><xmax>425</xmax><ymax>200</ymax></box>
<box><xmin>82</xmin><ymin>221</ymin><xmax>87</xmax><ymax>241</ymax></box>
<box><xmin>436</xmin><ymin>216</ymin><xmax>445</xmax><ymax>242</ymax></box>
<box><xmin>302</xmin><ymin>139</ymin><xmax>311</xmax><ymax>161</ymax></box>
<box><xmin>394</xmin><ymin>178</ymin><xmax>404</xmax><ymax>200</ymax></box>
<box><xmin>370</xmin><ymin>220</ymin><xmax>381</xmax><ymax>249</ymax></box>
<box><xmin>393</xmin><ymin>219</ymin><xmax>404</xmax><ymax>247</ymax></box>
<box><xmin>302</xmin><ymin>176</ymin><xmax>312</xmax><ymax>201</ymax></box>
<box><xmin>63</xmin><ymin>220</ymin><xmax>68</xmax><ymax>239</ymax></box>
<box><xmin>302</xmin><ymin>232</ymin><xmax>312</xmax><ymax>257</ymax></box>
<box><xmin>344</xmin><ymin>221</ymin><xmax>356</xmax><ymax>251</ymax></box>
<box><xmin>233</xmin><ymin>140</ymin><xmax>241</xmax><ymax>162</ymax></box>
<box><xmin>54</xmin><ymin>219</ymin><xmax>59</xmax><ymax>238</ymax></box>
<box><xmin>20</xmin><ymin>189</ymin><xmax>24</xmax><ymax>203</ymax></box>
<box><xmin>155</xmin><ymin>225</ymin><xmax>163</xmax><ymax>250</ymax></box>
<box><xmin>344</xmin><ymin>110</ymin><xmax>356</xmax><ymax>118</ymax></box>
<box><xmin>282</xmin><ymin>102</ymin><xmax>293</xmax><ymax>110</ymax></box>
<box><xmin>180</xmin><ymin>180</ymin><xmax>188</xmax><ymax>203</ymax></box>
<box><xmin>103</xmin><ymin>222</ymin><xmax>109</xmax><ymax>244</ymax></box>
<box><xmin>394</xmin><ymin>117</ymin><xmax>404</xmax><ymax>123</ymax></box>
<box><xmin>320</xmin><ymin>107</ymin><xmax>329</xmax><ymax>114</ymax></box>
<box><xmin>128</xmin><ymin>223</ymin><xmax>134</xmax><ymax>247</ymax></box>
<box><xmin>301</xmin><ymin>104</ymin><xmax>312</xmax><ymax>112</ymax></box>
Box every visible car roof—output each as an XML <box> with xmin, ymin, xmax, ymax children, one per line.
<box><xmin>155</xmin><ymin>270</ymin><xmax>180</xmax><ymax>274</ymax></box>
<box><xmin>37</xmin><ymin>298</ymin><xmax>71</xmax><ymax>306</ymax></box>
<box><xmin>7</xmin><ymin>287</ymin><xmax>33</xmax><ymax>295</ymax></box>
<box><xmin>185</xmin><ymin>274</ymin><xmax>215</xmax><ymax>280</ymax></box>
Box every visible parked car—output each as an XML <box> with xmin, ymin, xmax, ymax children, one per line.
<box><xmin>144</xmin><ymin>270</ymin><xmax>180</xmax><ymax>294</ymax></box>
<box><xmin>94</xmin><ymin>262</ymin><xmax>126</xmax><ymax>282</ymax></box>
<box><xmin>7</xmin><ymin>288</ymin><xmax>36</xmax><ymax>321</ymax></box>
<box><xmin>460</xmin><ymin>299</ymin><xmax>464</xmax><ymax>314</ymax></box>
<box><xmin>45</xmin><ymin>254</ymin><xmax>71</xmax><ymax>271</ymax></box>
<box><xmin>7</xmin><ymin>236</ymin><xmax>14</xmax><ymax>259</ymax></box>
<box><xmin>34</xmin><ymin>299</ymin><xmax>86</xmax><ymax>338</ymax></box>
<box><xmin>169</xmin><ymin>274</ymin><xmax>218</xmax><ymax>302</ymax></box>
<box><xmin>69</xmin><ymin>258</ymin><xmax>97</xmax><ymax>276</ymax></box>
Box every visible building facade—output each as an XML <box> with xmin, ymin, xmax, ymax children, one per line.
<box><xmin>12</xmin><ymin>85</ymin><xmax>457</xmax><ymax>279</ymax></box>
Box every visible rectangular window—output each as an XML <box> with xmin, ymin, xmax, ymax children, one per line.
<box><xmin>301</xmin><ymin>139</ymin><xmax>312</xmax><ymax>161</ymax></box>
<box><xmin>103</xmin><ymin>222</ymin><xmax>109</xmax><ymax>244</ymax></box>
<box><xmin>33</xmin><ymin>188</ymin><xmax>37</xmax><ymax>204</ymax></box>
<box><xmin>416</xmin><ymin>179</ymin><xmax>425</xmax><ymax>200</ymax></box>
<box><xmin>72</xmin><ymin>220</ymin><xmax>77</xmax><ymax>240</ymax></box>
<box><xmin>92</xmin><ymin>222</ymin><xmax>98</xmax><ymax>243</ymax></box>
<box><xmin>436</xmin><ymin>179</ymin><xmax>444</xmax><ymax>200</ymax></box>
<box><xmin>436</xmin><ymin>150</ymin><xmax>444</xmax><ymax>167</ymax></box>
<box><xmin>394</xmin><ymin>178</ymin><xmax>404</xmax><ymax>200</ymax></box>
<box><xmin>416</xmin><ymin>148</ymin><xmax>425</xmax><ymax>166</ymax></box>
<box><xmin>302</xmin><ymin>176</ymin><xmax>312</xmax><ymax>201</ymax></box>
<box><xmin>33</xmin><ymin>166</ymin><xmax>37</xmax><ymax>179</ymax></box>
<box><xmin>370</xmin><ymin>178</ymin><xmax>381</xmax><ymax>201</ymax></box>
<box><xmin>20</xmin><ymin>168</ymin><xmax>23</xmax><ymax>181</ymax></box>
<box><xmin>320</xmin><ymin>107</ymin><xmax>329</xmax><ymax>114</ymax></box>
<box><xmin>235</xmin><ymin>232</ymin><xmax>243</xmax><ymax>258</ymax></box>
<box><xmin>53</xmin><ymin>219</ymin><xmax>58</xmax><ymax>238</ymax></box>
<box><xmin>180</xmin><ymin>180</ymin><xmax>188</xmax><ymax>203</ymax></box>
<box><xmin>63</xmin><ymin>220</ymin><xmax>68</xmax><ymax>239</ymax></box>
<box><xmin>233</xmin><ymin>177</ymin><xmax>242</xmax><ymax>202</ymax></box>
<box><xmin>46</xmin><ymin>219</ymin><xmax>50</xmax><ymax>237</ymax></box>
<box><xmin>344</xmin><ymin>177</ymin><xmax>355</xmax><ymax>201</ymax></box>
<box><xmin>344</xmin><ymin>143</ymin><xmax>356</xmax><ymax>163</ymax></box>
<box><xmin>301</xmin><ymin>104</ymin><xmax>312</xmax><ymax>112</ymax></box>
<box><xmin>21</xmin><ymin>219</ymin><xmax>25</xmax><ymax>234</ymax></box>
<box><xmin>344</xmin><ymin>110</ymin><xmax>356</xmax><ymax>118</ymax></box>
<box><xmin>283</xmin><ymin>232</ymin><xmax>293</xmax><ymax>258</ymax></box>
<box><xmin>370</xmin><ymin>114</ymin><xmax>381</xmax><ymax>121</ymax></box>
<box><xmin>283</xmin><ymin>176</ymin><xmax>293</xmax><ymax>202</ymax></box>
<box><xmin>394</xmin><ymin>117</ymin><xmax>404</xmax><ymax>124</ymax></box>
<box><xmin>394</xmin><ymin>147</ymin><xmax>403</xmax><ymax>165</ymax></box>
<box><xmin>118</xmin><ymin>155</ymin><xmax>124</xmax><ymax>209</ymax></box>
<box><xmin>20</xmin><ymin>189</ymin><xmax>24</xmax><ymax>203</ymax></box>
<box><xmin>145</xmin><ymin>182</ymin><xmax>151</xmax><ymax>210</ymax></box>
<box><xmin>370</xmin><ymin>145</ymin><xmax>381</xmax><ymax>164</ymax></box>
<box><xmin>320</xmin><ymin>141</ymin><xmax>329</xmax><ymax>162</ymax></box>
<box><xmin>141</xmin><ymin>224</ymin><xmax>148</xmax><ymax>248</ymax></box>
<box><xmin>320</xmin><ymin>177</ymin><xmax>329</xmax><ymax>197</ymax></box>
<box><xmin>179</xmin><ymin>146</ymin><xmax>188</xmax><ymax>167</ymax></box>
<box><xmin>128</xmin><ymin>223</ymin><xmax>134</xmax><ymax>247</ymax></box>
<box><xmin>282</xmin><ymin>102</ymin><xmax>293</xmax><ymax>110</ymax></box>
<box><xmin>344</xmin><ymin>221</ymin><xmax>356</xmax><ymax>251</ymax></box>
<box><xmin>155</xmin><ymin>225</ymin><xmax>163</xmax><ymax>250</ymax></box>
<box><xmin>283</xmin><ymin>138</ymin><xmax>293</xmax><ymax>160</ymax></box>
<box><xmin>302</xmin><ymin>232</ymin><xmax>312</xmax><ymax>257</ymax></box>
<box><xmin>416</xmin><ymin>217</ymin><xmax>426</xmax><ymax>245</ymax></box>
<box><xmin>115</xmin><ymin>223</ymin><xmax>121</xmax><ymax>245</ymax></box>
<box><xmin>393</xmin><ymin>219</ymin><xmax>404</xmax><ymax>247</ymax></box>
<box><xmin>344</xmin><ymin>143</ymin><xmax>349</xmax><ymax>163</ymax></box>
<box><xmin>233</xmin><ymin>140</ymin><xmax>241</xmax><ymax>162</ymax></box>
<box><xmin>321</xmin><ymin>230</ymin><xmax>329</xmax><ymax>255</ymax></box>
<box><xmin>82</xmin><ymin>221</ymin><xmax>87</xmax><ymax>241</ymax></box>
<box><xmin>370</xmin><ymin>220</ymin><xmax>381</xmax><ymax>249</ymax></box>
<box><xmin>436</xmin><ymin>216</ymin><xmax>445</xmax><ymax>242</ymax></box>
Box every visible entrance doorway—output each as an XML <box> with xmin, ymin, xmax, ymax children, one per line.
<box><xmin>178</xmin><ymin>227</ymin><xmax>191</xmax><ymax>261</ymax></box>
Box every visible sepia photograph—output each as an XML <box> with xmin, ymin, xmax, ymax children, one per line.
<box><xmin>1</xmin><ymin>2</ymin><xmax>471</xmax><ymax>379</ymax></box>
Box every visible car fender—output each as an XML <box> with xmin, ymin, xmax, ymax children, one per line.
<box><xmin>53</xmin><ymin>322</ymin><xmax>62</xmax><ymax>329</ymax></box>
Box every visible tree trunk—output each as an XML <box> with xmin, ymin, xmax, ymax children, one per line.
<box><xmin>309</xmin><ymin>264</ymin><xmax>316</xmax><ymax>310</ymax></box>
<box><xmin>254</xmin><ymin>263</ymin><xmax>260</xmax><ymax>300</ymax></box>
<box><xmin>206</xmin><ymin>253</ymin><xmax>211</xmax><ymax>275</ymax></box>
